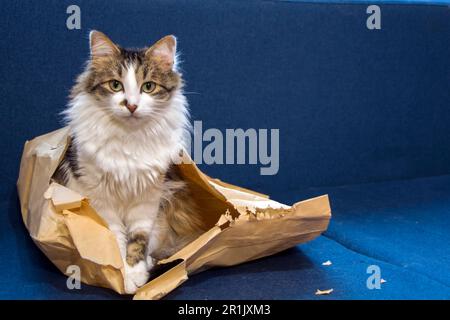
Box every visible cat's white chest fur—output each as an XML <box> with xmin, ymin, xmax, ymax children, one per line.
<box><xmin>64</xmin><ymin>92</ymin><xmax>188</xmax><ymax>212</ymax></box>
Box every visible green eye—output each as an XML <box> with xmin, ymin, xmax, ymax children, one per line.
<box><xmin>109</xmin><ymin>80</ymin><xmax>123</xmax><ymax>92</ymax></box>
<box><xmin>142</xmin><ymin>82</ymin><xmax>156</xmax><ymax>93</ymax></box>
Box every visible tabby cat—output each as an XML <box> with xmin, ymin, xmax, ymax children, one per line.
<box><xmin>54</xmin><ymin>31</ymin><xmax>204</xmax><ymax>294</ymax></box>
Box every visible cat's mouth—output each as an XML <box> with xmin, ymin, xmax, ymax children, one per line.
<box><xmin>112</xmin><ymin>112</ymin><xmax>143</xmax><ymax>125</ymax></box>
<box><xmin>123</xmin><ymin>114</ymin><xmax>142</xmax><ymax>122</ymax></box>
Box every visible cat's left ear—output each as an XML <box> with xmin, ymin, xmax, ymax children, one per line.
<box><xmin>146</xmin><ymin>35</ymin><xmax>177</xmax><ymax>71</ymax></box>
<box><xmin>89</xmin><ymin>30</ymin><xmax>120</xmax><ymax>59</ymax></box>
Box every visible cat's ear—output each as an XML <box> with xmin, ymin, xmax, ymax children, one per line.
<box><xmin>89</xmin><ymin>30</ymin><xmax>120</xmax><ymax>59</ymax></box>
<box><xmin>146</xmin><ymin>35</ymin><xmax>177</xmax><ymax>71</ymax></box>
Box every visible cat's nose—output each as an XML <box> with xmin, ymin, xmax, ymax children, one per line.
<box><xmin>126</xmin><ymin>104</ymin><xmax>137</xmax><ymax>114</ymax></box>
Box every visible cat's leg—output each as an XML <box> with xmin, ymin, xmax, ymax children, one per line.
<box><xmin>147</xmin><ymin>214</ymin><xmax>185</xmax><ymax>261</ymax></box>
<box><xmin>92</xmin><ymin>201</ymin><xmax>128</xmax><ymax>260</ymax></box>
<box><xmin>90</xmin><ymin>200</ymin><xmax>133</xmax><ymax>294</ymax></box>
<box><xmin>147</xmin><ymin>214</ymin><xmax>170</xmax><ymax>260</ymax></box>
<box><xmin>123</xmin><ymin>200</ymin><xmax>159</xmax><ymax>294</ymax></box>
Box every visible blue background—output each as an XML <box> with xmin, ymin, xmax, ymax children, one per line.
<box><xmin>0</xmin><ymin>0</ymin><xmax>449</xmax><ymax>299</ymax></box>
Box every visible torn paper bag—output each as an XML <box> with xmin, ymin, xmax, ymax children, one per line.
<box><xmin>17</xmin><ymin>127</ymin><xmax>332</xmax><ymax>299</ymax></box>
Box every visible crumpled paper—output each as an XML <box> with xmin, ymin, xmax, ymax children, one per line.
<box><xmin>17</xmin><ymin>127</ymin><xmax>331</xmax><ymax>299</ymax></box>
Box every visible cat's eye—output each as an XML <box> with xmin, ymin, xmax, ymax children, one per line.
<box><xmin>141</xmin><ymin>82</ymin><xmax>156</xmax><ymax>93</ymax></box>
<box><xmin>109</xmin><ymin>80</ymin><xmax>123</xmax><ymax>92</ymax></box>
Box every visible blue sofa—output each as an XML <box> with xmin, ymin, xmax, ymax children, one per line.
<box><xmin>0</xmin><ymin>0</ymin><xmax>449</xmax><ymax>299</ymax></box>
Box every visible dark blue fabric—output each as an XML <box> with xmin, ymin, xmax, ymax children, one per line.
<box><xmin>284</xmin><ymin>0</ymin><xmax>450</xmax><ymax>4</ymax></box>
<box><xmin>0</xmin><ymin>1</ymin><xmax>449</xmax><ymax>299</ymax></box>
<box><xmin>289</xmin><ymin>175</ymin><xmax>450</xmax><ymax>288</ymax></box>
<box><xmin>1</xmin><ymin>1</ymin><xmax>450</xmax><ymax>196</ymax></box>
<box><xmin>291</xmin><ymin>175</ymin><xmax>450</xmax><ymax>288</ymax></box>
<box><xmin>2</xmin><ymin>174</ymin><xmax>450</xmax><ymax>299</ymax></box>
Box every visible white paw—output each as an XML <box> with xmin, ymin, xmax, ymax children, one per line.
<box><xmin>124</xmin><ymin>260</ymin><xmax>150</xmax><ymax>294</ymax></box>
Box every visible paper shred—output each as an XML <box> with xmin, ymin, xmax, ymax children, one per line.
<box><xmin>43</xmin><ymin>184</ymin><xmax>55</xmax><ymax>200</ymax></box>
<box><xmin>322</xmin><ymin>260</ymin><xmax>332</xmax><ymax>266</ymax></box>
<box><xmin>315</xmin><ymin>289</ymin><xmax>333</xmax><ymax>295</ymax></box>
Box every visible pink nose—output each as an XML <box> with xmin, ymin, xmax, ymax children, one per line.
<box><xmin>126</xmin><ymin>104</ymin><xmax>137</xmax><ymax>114</ymax></box>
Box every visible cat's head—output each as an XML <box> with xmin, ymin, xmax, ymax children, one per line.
<box><xmin>73</xmin><ymin>30</ymin><xmax>182</xmax><ymax>124</ymax></box>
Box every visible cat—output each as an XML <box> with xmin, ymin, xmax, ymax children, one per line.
<box><xmin>53</xmin><ymin>31</ymin><xmax>205</xmax><ymax>294</ymax></box>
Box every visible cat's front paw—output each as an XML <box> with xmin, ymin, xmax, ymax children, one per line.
<box><xmin>123</xmin><ymin>260</ymin><xmax>151</xmax><ymax>294</ymax></box>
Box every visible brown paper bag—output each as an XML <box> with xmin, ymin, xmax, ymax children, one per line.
<box><xmin>17</xmin><ymin>127</ymin><xmax>331</xmax><ymax>300</ymax></box>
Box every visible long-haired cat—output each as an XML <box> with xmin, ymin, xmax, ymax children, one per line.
<box><xmin>54</xmin><ymin>31</ymin><xmax>204</xmax><ymax>294</ymax></box>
